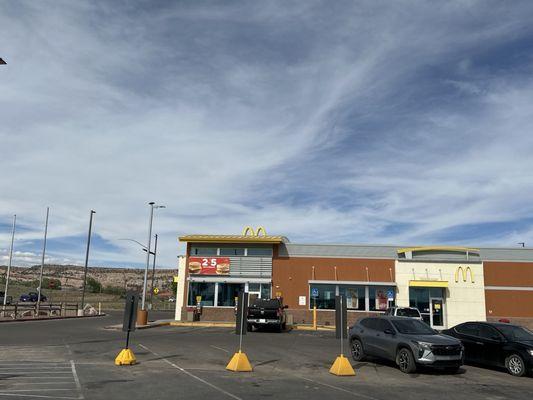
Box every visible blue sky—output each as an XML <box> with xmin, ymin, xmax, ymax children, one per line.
<box><xmin>1</xmin><ymin>1</ymin><xmax>533</xmax><ymax>268</ymax></box>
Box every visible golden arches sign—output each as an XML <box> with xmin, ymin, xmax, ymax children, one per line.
<box><xmin>242</xmin><ymin>226</ymin><xmax>267</xmax><ymax>237</ymax></box>
<box><xmin>455</xmin><ymin>266</ymin><xmax>475</xmax><ymax>283</ymax></box>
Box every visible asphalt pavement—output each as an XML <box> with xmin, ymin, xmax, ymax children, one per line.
<box><xmin>0</xmin><ymin>311</ymin><xmax>531</xmax><ymax>399</ymax></box>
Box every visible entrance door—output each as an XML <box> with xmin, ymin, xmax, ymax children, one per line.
<box><xmin>429</xmin><ymin>298</ymin><xmax>444</xmax><ymax>328</ymax></box>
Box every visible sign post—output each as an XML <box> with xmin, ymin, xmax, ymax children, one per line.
<box><xmin>115</xmin><ymin>291</ymin><xmax>139</xmax><ymax>366</ymax></box>
<box><xmin>329</xmin><ymin>295</ymin><xmax>355</xmax><ymax>376</ymax></box>
<box><xmin>311</xmin><ymin>287</ymin><xmax>319</xmax><ymax>330</ymax></box>
<box><xmin>226</xmin><ymin>291</ymin><xmax>252</xmax><ymax>372</ymax></box>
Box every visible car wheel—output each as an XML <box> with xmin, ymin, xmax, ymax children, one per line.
<box><xmin>247</xmin><ymin>323</ymin><xmax>253</xmax><ymax>332</ymax></box>
<box><xmin>505</xmin><ymin>354</ymin><xmax>526</xmax><ymax>377</ymax></box>
<box><xmin>350</xmin><ymin>338</ymin><xmax>365</xmax><ymax>361</ymax></box>
<box><xmin>396</xmin><ymin>348</ymin><xmax>416</xmax><ymax>374</ymax></box>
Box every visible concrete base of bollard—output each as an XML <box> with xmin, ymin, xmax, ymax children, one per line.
<box><xmin>329</xmin><ymin>355</ymin><xmax>356</xmax><ymax>376</ymax></box>
<box><xmin>226</xmin><ymin>350</ymin><xmax>253</xmax><ymax>372</ymax></box>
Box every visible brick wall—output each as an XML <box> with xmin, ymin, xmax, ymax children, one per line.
<box><xmin>487</xmin><ymin>316</ymin><xmax>533</xmax><ymax>330</ymax></box>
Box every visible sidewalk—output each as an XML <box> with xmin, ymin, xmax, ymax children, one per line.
<box><xmin>105</xmin><ymin>319</ymin><xmax>335</xmax><ymax>331</ymax></box>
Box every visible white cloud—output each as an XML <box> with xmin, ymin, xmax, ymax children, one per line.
<box><xmin>1</xmin><ymin>1</ymin><xmax>533</xmax><ymax>267</ymax></box>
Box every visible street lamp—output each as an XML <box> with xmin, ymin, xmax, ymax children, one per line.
<box><xmin>80</xmin><ymin>210</ymin><xmax>95</xmax><ymax>315</ymax></box>
<box><xmin>139</xmin><ymin>202</ymin><xmax>164</xmax><ymax>325</ymax></box>
<box><xmin>2</xmin><ymin>215</ymin><xmax>16</xmax><ymax>315</ymax></box>
<box><xmin>36</xmin><ymin>207</ymin><xmax>50</xmax><ymax>316</ymax></box>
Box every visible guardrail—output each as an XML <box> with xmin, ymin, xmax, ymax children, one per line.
<box><xmin>1</xmin><ymin>302</ymin><xmax>79</xmax><ymax>319</ymax></box>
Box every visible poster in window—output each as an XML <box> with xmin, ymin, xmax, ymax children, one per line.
<box><xmin>346</xmin><ymin>288</ymin><xmax>359</xmax><ymax>309</ymax></box>
<box><xmin>376</xmin><ymin>289</ymin><xmax>388</xmax><ymax>310</ymax></box>
<box><xmin>188</xmin><ymin>257</ymin><xmax>230</xmax><ymax>275</ymax></box>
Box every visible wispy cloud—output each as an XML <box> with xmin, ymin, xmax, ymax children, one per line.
<box><xmin>1</xmin><ymin>1</ymin><xmax>533</xmax><ymax>267</ymax></box>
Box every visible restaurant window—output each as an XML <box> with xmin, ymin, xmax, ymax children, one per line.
<box><xmin>191</xmin><ymin>247</ymin><xmax>217</xmax><ymax>256</ymax></box>
<box><xmin>338</xmin><ymin>285</ymin><xmax>365</xmax><ymax>311</ymax></box>
<box><xmin>217</xmin><ymin>283</ymin><xmax>245</xmax><ymax>306</ymax></box>
<box><xmin>188</xmin><ymin>282</ymin><xmax>215</xmax><ymax>306</ymax></box>
<box><xmin>309</xmin><ymin>284</ymin><xmax>336</xmax><ymax>309</ymax></box>
<box><xmin>369</xmin><ymin>286</ymin><xmax>395</xmax><ymax>311</ymax></box>
<box><xmin>260</xmin><ymin>284</ymin><xmax>271</xmax><ymax>299</ymax></box>
<box><xmin>219</xmin><ymin>248</ymin><xmax>245</xmax><ymax>256</ymax></box>
<box><xmin>247</xmin><ymin>247</ymin><xmax>273</xmax><ymax>257</ymax></box>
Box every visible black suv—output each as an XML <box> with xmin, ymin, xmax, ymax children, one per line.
<box><xmin>443</xmin><ymin>322</ymin><xmax>533</xmax><ymax>377</ymax></box>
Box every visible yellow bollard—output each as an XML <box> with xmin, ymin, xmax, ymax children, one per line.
<box><xmin>313</xmin><ymin>305</ymin><xmax>317</xmax><ymax>330</ymax></box>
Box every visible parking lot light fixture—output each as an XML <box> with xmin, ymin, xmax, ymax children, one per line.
<box><xmin>140</xmin><ymin>203</ymin><xmax>164</xmax><ymax>320</ymax></box>
<box><xmin>2</xmin><ymin>214</ymin><xmax>16</xmax><ymax>314</ymax></box>
<box><xmin>36</xmin><ymin>207</ymin><xmax>50</xmax><ymax>316</ymax></box>
<box><xmin>80</xmin><ymin>210</ymin><xmax>96</xmax><ymax>315</ymax></box>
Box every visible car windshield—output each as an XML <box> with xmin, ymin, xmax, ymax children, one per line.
<box><xmin>497</xmin><ymin>325</ymin><xmax>533</xmax><ymax>341</ymax></box>
<box><xmin>396</xmin><ymin>308</ymin><xmax>420</xmax><ymax>317</ymax></box>
<box><xmin>391</xmin><ymin>319</ymin><xmax>436</xmax><ymax>334</ymax></box>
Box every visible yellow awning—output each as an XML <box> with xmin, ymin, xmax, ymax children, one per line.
<box><xmin>178</xmin><ymin>234</ymin><xmax>286</xmax><ymax>244</ymax></box>
<box><xmin>397</xmin><ymin>246</ymin><xmax>479</xmax><ymax>254</ymax></box>
<box><xmin>409</xmin><ymin>280</ymin><xmax>448</xmax><ymax>288</ymax></box>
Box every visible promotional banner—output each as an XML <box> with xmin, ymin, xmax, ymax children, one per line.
<box><xmin>188</xmin><ymin>257</ymin><xmax>231</xmax><ymax>275</ymax></box>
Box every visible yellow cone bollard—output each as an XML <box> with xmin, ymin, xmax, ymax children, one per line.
<box><xmin>115</xmin><ymin>348</ymin><xmax>136</xmax><ymax>366</ymax></box>
<box><xmin>329</xmin><ymin>354</ymin><xmax>355</xmax><ymax>376</ymax></box>
<box><xmin>226</xmin><ymin>350</ymin><xmax>253</xmax><ymax>372</ymax></box>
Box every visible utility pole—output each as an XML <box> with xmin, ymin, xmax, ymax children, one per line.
<box><xmin>149</xmin><ymin>234</ymin><xmax>158</xmax><ymax>309</ymax></box>
<box><xmin>2</xmin><ymin>214</ymin><xmax>16</xmax><ymax>314</ymax></box>
<box><xmin>80</xmin><ymin>210</ymin><xmax>95</xmax><ymax>315</ymax></box>
<box><xmin>36</xmin><ymin>207</ymin><xmax>50</xmax><ymax>316</ymax></box>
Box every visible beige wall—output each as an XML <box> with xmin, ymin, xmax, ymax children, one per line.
<box><xmin>395</xmin><ymin>261</ymin><xmax>486</xmax><ymax>328</ymax></box>
<box><xmin>175</xmin><ymin>256</ymin><xmax>187</xmax><ymax>321</ymax></box>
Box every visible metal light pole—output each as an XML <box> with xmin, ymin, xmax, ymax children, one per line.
<box><xmin>149</xmin><ymin>234</ymin><xmax>158</xmax><ymax>309</ymax></box>
<box><xmin>3</xmin><ymin>214</ymin><xmax>16</xmax><ymax>314</ymax></box>
<box><xmin>36</xmin><ymin>207</ymin><xmax>50</xmax><ymax>316</ymax></box>
<box><xmin>139</xmin><ymin>202</ymin><xmax>164</xmax><ymax>325</ymax></box>
<box><xmin>80</xmin><ymin>210</ymin><xmax>95</xmax><ymax>315</ymax></box>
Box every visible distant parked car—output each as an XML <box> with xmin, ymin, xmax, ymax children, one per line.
<box><xmin>442</xmin><ymin>321</ymin><xmax>533</xmax><ymax>377</ymax></box>
<box><xmin>19</xmin><ymin>292</ymin><xmax>47</xmax><ymax>303</ymax></box>
<box><xmin>384</xmin><ymin>307</ymin><xmax>422</xmax><ymax>320</ymax></box>
<box><xmin>247</xmin><ymin>298</ymin><xmax>288</xmax><ymax>332</ymax></box>
<box><xmin>0</xmin><ymin>291</ymin><xmax>12</xmax><ymax>305</ymax></box>
<box><xmin>349</xmin><ymin>316</ymin><xmax>464</xmax><ymax>373</ymax></box>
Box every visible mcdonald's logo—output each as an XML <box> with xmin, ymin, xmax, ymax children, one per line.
<box><xmin>242</xmin><ymin>226</ymin><xmax>267</xmax><ymax>237</ymax></box>
<box><xmin>455</xmin><ymin>266</ymin><xmax>475</xmax><ymax>283</ymax></box>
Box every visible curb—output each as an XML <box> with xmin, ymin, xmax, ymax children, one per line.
<box><xmin>0</xmin><ymin>313</ymin><xmax>107</xmax><ymax>323</ymax></box>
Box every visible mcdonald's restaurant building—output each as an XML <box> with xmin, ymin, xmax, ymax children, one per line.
<box><xmin>176</xmin><ymin>227</ymin><xmax>533</xmax><ymax>329</ymax></box>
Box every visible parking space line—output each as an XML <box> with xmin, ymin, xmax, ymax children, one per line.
<box><xmin>139</xmin><ymin>343</ymin><xmax>242</xmax><ymax>400</ymax></box>
<box><xmin>294</xmin><ymin>375</ymin><xmax>381</xmax><ymax>400</ymax></box>
<box><xmin>210</xmin><ymin>345</ymin><xmax>230</xmax><ymax>353</ymax></box>
<box><xmin>70</xmin><ymin>360</ymin><xmax>84</xmax><ymax>399</ymax></box>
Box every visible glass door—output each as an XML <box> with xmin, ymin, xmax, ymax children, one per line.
<box><xmin>429</xmin><ymin>298</ymin><xmax>444</xmax><ymax>328</ymax></box>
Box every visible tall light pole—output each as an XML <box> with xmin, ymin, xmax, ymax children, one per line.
<box><xmin>138</xmin><ymin>203</ymin><xmax>164</xmax><ymax>325</ymax></box>
<box><xmin>141</xmin><ymin>203</ymin><xmax>165</xmax><ymax>311</ymax></box>
<box><xmin>80</xmin><ymin>210</ymin><xmax>95</xmax><ymax>315</ymax></box>
<box><xmin>36</xmin><ymin>207</ymin><xmax>50</xmax><ymax>316</ymax></box>
<box><xmin>149</xmin><ymin>234</ymin><xmax>158</xmax><ymax>309</ymax></box>
<box><xmin>3</xmin><ymin>214</ymin><xmax>16</xmax><ymax>313</ymax></box>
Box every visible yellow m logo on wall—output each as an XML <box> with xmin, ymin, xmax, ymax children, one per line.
<box><xmin>242</xmin><ymin>226</ymin><xmax>267</xmax><ymax>237</ymax></box>
<box><xmin>455</xmin><ymin>266</ymin><xmax>475</xmax><ymax>283</ymax></box>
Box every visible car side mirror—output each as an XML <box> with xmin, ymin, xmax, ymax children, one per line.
<box><xmin>384</xmin><ymin>328</ymin><xmax>395</xmax><ymax>335</ymax></box>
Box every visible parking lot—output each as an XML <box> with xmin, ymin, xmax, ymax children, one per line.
<box><xmin>0</xmin><ymin>313</ymin><xmax>531</xmax><ymax>399</ymax></box>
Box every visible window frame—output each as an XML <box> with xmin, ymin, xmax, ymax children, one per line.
<box><xmin>308</xmin><ymin>283</ymin><xmax>396</xmax><ymax>312</ymax></box>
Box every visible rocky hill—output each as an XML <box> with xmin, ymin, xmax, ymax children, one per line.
<box><xmin>0</xmin><ymin>264</ymin><xmax>178</xmax><ymax>293</ymax></box>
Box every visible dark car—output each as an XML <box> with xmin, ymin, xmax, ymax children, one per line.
<box><xmin>20</xmin><ymin>292</ymin><xmax>47</xmax><ymax>303</ymax></box>
<box><xmin>247</xmin><ymin>298</ymin><xmax>287</xmax><ymax>332</ymax></box>
<box><xmin>349</xmin><ymin>316</ymin><xmax>464</xmax><ymax>373</ymax></box>
<box><xmin>442</xmin><ymin>322</ymin><xmax>533</xmax><ymax>377</ymax></box>
<box><xmin>0</xmin><ymin>291</ymin><xmax>12</xmax><ymax>305</ymax></box>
